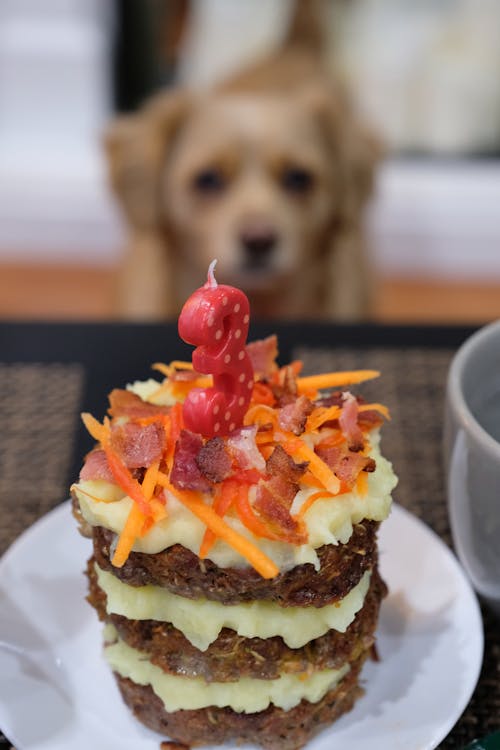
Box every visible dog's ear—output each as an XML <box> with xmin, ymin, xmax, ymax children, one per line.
<box><xmin>104</xmin><ymin>90</ymin><xmax>189</xmax><ymax>230</ymax></box>
<box><xmin>304</xmin><ymin>81</ymin><xmax>381</xmax><ymax>226</ymax></box>
<box><xmin>303</xmin><ymin>82</ymin><xmax>381</xmax><ymax>319</ymax></box>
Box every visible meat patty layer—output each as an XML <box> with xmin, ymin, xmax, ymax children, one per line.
<box><xmin>114</xmin><ymin>651</ymin><xmax>367</xmax><ymax>750</ymax></box>
<box><xmin>92</xmin><ymin>519</ymin><xmax>379</xmax><ymax>607</ymax></box>
<box><xmin>87</xmin><ymin>557</ymin><xmax>385</xmax><ymax>682</ymax></box>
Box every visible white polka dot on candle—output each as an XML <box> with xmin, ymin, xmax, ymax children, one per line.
<box><xmin>238</xmin><ymin>396</ymin><xmax>245</xmax><ymax>406</ymax></box>
<box><xmin>222</xmin><ymin>296</ymin><xmax>228</xmax><ymax>306</ymax></box>
<box><xmin>214</xmin><ymin>422</ymin><xmax>220</xmax><ymax>433</ymax></box>
<box><xmin>224</xmin><ymin>354</ymin><xmax>231</xmax><ymax>364</ymax></box>
<box><xmin>238</xmin><ymin>350</ymin><xmax>245</xmax><ymax>360</ymax></box>
<box><xmin>235</xmin><ymin>329</ymin><xmax>242</xmax><ymax>339</ymax></box>
<box><xmin>215</xmin><ymin>329</ymin><xmax>223</xmax><ymax>340</ymax></box>
<box><xmin>207</xmin><ymin>315</ymin><xmax>215</xmax><ymax>327</ymax></box>
<box><xmin>229</xmin><ymin>423</ymin><xmax>235</xmax><ymax>432</ymax></box>
<box><xmin>243</xmin><ymin>314</ymin><xmax>249</xmax><ymax>324</ymax></box>
<box><xmin>238</xmin><ymin>373</ymin><xmax>245</xmax><ymax>383</ymax></box>
<box><xmin>247</xmin><ymin>380</ymin><xmax>253</xmax><ymax>389</ymax></box>
<box><xmin>234</xmin><ymin>303</ymin><xmax>240</xmax><ymax>313</ymax></box>
<box><xmin>224</xmin><ymin>410</ymin><xmax>231</xmax><ymax>421</ymax></box>
<box><xmin>213</xmin><ymin>404</ymin><xmax>220</xmax><ymax>415</ymax></box>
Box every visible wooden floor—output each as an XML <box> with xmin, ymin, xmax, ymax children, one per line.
<box><xmin>1</xmin><ymin>262</ymin><xmax>500</xmax><ymax>324</ymax></box>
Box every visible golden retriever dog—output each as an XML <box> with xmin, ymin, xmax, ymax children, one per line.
<box><xmin>105</xmin><ymin>1</ymin><xmax>378</xmax><ymax>320</ymax></box>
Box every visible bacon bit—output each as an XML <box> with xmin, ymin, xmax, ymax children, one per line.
<box><xmin>110</xmin><ymin>421</ymin><xmax>165</xmax><ymax>469</ymax></box>
<box><xmin>253</xmin><ymin>484</ymin><xmax>307</xmax><ymax>544</ymax></box>
<box><xmin>278</xmin><ymin>395</ymin><xmax>314</xmax><ymax>435</ymax></box>
<box><xmin>196</xmin><ymin>437</ymin><xmax>232</xmax><ymax>483</ymax></box>
<box><xmin>108</xmin><ymin>389</ymin><xmax>171</xmax><ymax>419</ymax></box>
<box><xmin>235</xmin><ymin>483</ymin><xmax>285</xmax><ymax>542</ymax></box>
<box><xmin>227</xmin><ymin>425</ymin><xmax>267</xmax><ymax>472</ymax></box>
<box><xmin>282</xmin><ymin>439</ymin><xmax>340</xmax><ymax>495</ymax></box>
<box><xmin>339</xmin><ymin>392</ymin><xmax>364</xmax><ymax>452</ymax></box>
<box><xmin>81</xmin><ymin>412</ymin><xmax>153</xmax><ymax>518</ymax></box>
<box><xmin>251</xmin><ymin>381</ymin><xmax>276</xmax><ymax>406</ymax></box>
<box><xmin>79</xmin><ymin>449</ymin><xmax>114</xmax><ymax>483</ymax></box>
<box><xmin>250</xmin><ymin>447</ymin><xmax>308</xmax><ymax>544</ymax></box>
<box><xmin>296</xmin><ymin>490</ymin><xmax>335</xmax><ymax>519</ymax></box>
<box><xmin>296</xmin><ymin>370</ymin><xmax>380</xmax><ymax>395</ymax></box>
<box><xmin>315</xmin><ymin>444</ymin><xmax>376</xmax><ymax>489</ymax></box>
<box><xmin>157</xmin><ymin>473</ymin><xmax>279</xmax><ymax>579</ymax></box>
<box><xmin>104</xmin><ymin>448</ymin><xmax>152</xmax><ymax>517</ymax></box>
<box><xmin>358</xmin><ymin>403</ymin><xmax>391</xmax><ymax>420</ymax></box>
<box><xmin>267</xmin><ymin>444</ymin><xmax>307</xmax><ymax>484</ymax></box>
<box><xmin>358</xmin><ymin>409</ymin><xmax>384</xmax><ymax>430</ymax></box>
<box><xmin>246</xmin><ymin>335</ymin><xmax>278</xmax><ymax>378</ymax></box>
<box><xmin>170</xmin><ymin>430</ymin><xmax>212</xmax><ymax>492</ymax></box>
<box><xmin>272</xmin><ymin>364</ymin><xmax>300</xmax><ymax>406</ymax></box>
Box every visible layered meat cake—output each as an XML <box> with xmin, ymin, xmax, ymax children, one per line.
<box><xmin>72</xmin><ymin>335</ymin><xmax>397</xmax><ymax>749</ymax></box>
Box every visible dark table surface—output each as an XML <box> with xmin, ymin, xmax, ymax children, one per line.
<box><xmin>0</xmin><ymin>320</ymin><xmax>498</xmax><ymax>749</ymax></box>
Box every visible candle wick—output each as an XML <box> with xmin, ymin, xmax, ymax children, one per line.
<box><xmin>206</xmin><ymin>259</ymin><xmax>218</xmax><ymax>289</ymax></box>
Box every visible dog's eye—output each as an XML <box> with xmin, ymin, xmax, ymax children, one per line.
<box><xmin>192</xmin><ymin>169</ymin><xmax>226</xmax><ymax>194</ymax></box>
<box><xmin>281</xmin><ymin>167</ymin><xmax>314</xmax><ymax>194</ymax></box>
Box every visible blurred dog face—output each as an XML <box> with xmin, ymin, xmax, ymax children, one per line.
<box><xmin>106</xmin><ymin>76</ymin><xmax>376</xmax><ymax>317</ymax></box>
<box><xmin>163</xmin><ymin>92</ymin><xmax>337</xmax><ymax>291</ymax></box>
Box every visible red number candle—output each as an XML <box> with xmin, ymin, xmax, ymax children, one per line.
<box><xmin>178</xmin><ymin>261</ymin><xmax>254</xmax><ymax>437</ymax></box>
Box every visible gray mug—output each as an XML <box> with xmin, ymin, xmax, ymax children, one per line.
<box><xmin>444</xmin><ymin>320</ymin><xmax>500</xmax><ymax>614</ymax></box>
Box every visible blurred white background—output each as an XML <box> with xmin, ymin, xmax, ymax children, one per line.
<box><xmin>0</xmin><ymin>0</ymin><xmax>500</xmax><ymax>284</ymax></box>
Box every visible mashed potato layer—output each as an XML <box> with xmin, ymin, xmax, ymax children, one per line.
<box><xmin>97</xmin><ymin>565</ymin><xmax>371</xmax><ymax>650</ymax></box>
<box><xmin>75</xmin><ymin>429</ymin><xmax>395</xmax><ymax>572</ymax></box>
<box><xmin>104</xmin><ymin>628</ymin><xmax>350</xmax><ymax>713</ymax></box>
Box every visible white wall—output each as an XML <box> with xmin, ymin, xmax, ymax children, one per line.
<box><xmin>369</xmin><ymin>160</ymin><xmax>500</xmax><ymax>280</ymax></box>
<box><xmin>0</xmin><ymin>0</ymin><xmax>124</xmax><ymax>264</ymax></box>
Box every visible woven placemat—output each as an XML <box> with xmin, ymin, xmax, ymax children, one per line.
<box><xmin>0</xmin><ymin>363</ymin><xmax>84</xmax><ymax>557</ymax></box>
<box><xmin>0</xmin><ymin>351</ymin><xmax>498</xmax><ymax>748</ymax></box>
<box><xmin>296</xmin><ymin>346</ymin><xmax>500</xmax><ymax>748</ymax></box>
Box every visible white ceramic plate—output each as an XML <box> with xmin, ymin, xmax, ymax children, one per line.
<box><xmin>0</xmin><ymin>502</ymin><xmax>483</xmax><ymax>750</ymax></box>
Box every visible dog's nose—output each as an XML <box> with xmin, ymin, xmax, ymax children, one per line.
<box><xmin>240</xmin><ymin>225</ymin><xmax>277</xmax><ymax>266</ymax></box>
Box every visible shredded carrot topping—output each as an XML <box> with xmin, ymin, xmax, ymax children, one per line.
<box><xmin>306</xmin><ymin>405</ymin><xmax>342</xmax><ymax>432</ymax></box>
<box><xmin>81</xmin><ymin>412</ymin><xmax>109</xmax><ymax>445</ymax></box>
<box><xmin>78</xmin><ymin>353</ymin><xmax>390</xmax><ymax>576</ymax></box>
<box><xmin>251</xmin><ymin>382</ymin><xmax>276</xmax><ymax>406</ymax></box>
<box><xmin>296</xmin><ymin>370</ymin><xmax>380</xmax><ymax>395</ymax></box>
<box><xmin>282</xmin><ymin>439</ymin><xmax>341</xmax><ymax>495</ymax></box>
<box><xmin>296</xmin><ymin>490</ymin><xmax>335</xmax><ymax>519</ymax></box>
<box><xmin>71</xmin><ymin>483</ymin><xmax>117</xmax><ymax>504</ymax></box>
<box><xmin>112</xmin><ymin>503</ymin><xmax>145</xmax><ymax>567</ymax></box>
<box><xmin>234</xmin><ymin>484</ymin><xmax>283</xmax><ymax>542</ymax></box>
<box><xmin>244</xmin><ymin>404</ymin><xmax>278</xmax><ymax>428</ymax></box>
<box><xmin>157</xmin><ymin>473</ymin><xmax>279</xmax><ymax>579</ymax></box>
<box><xmin>104</xmin><ymin>448</ymin><xmax>152</xmax><ymax>517</ymax></box>
<box><xmin>199</xmin><ymin>482</ymin><xmax>235</xmax><ymax>558</ymax></box>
